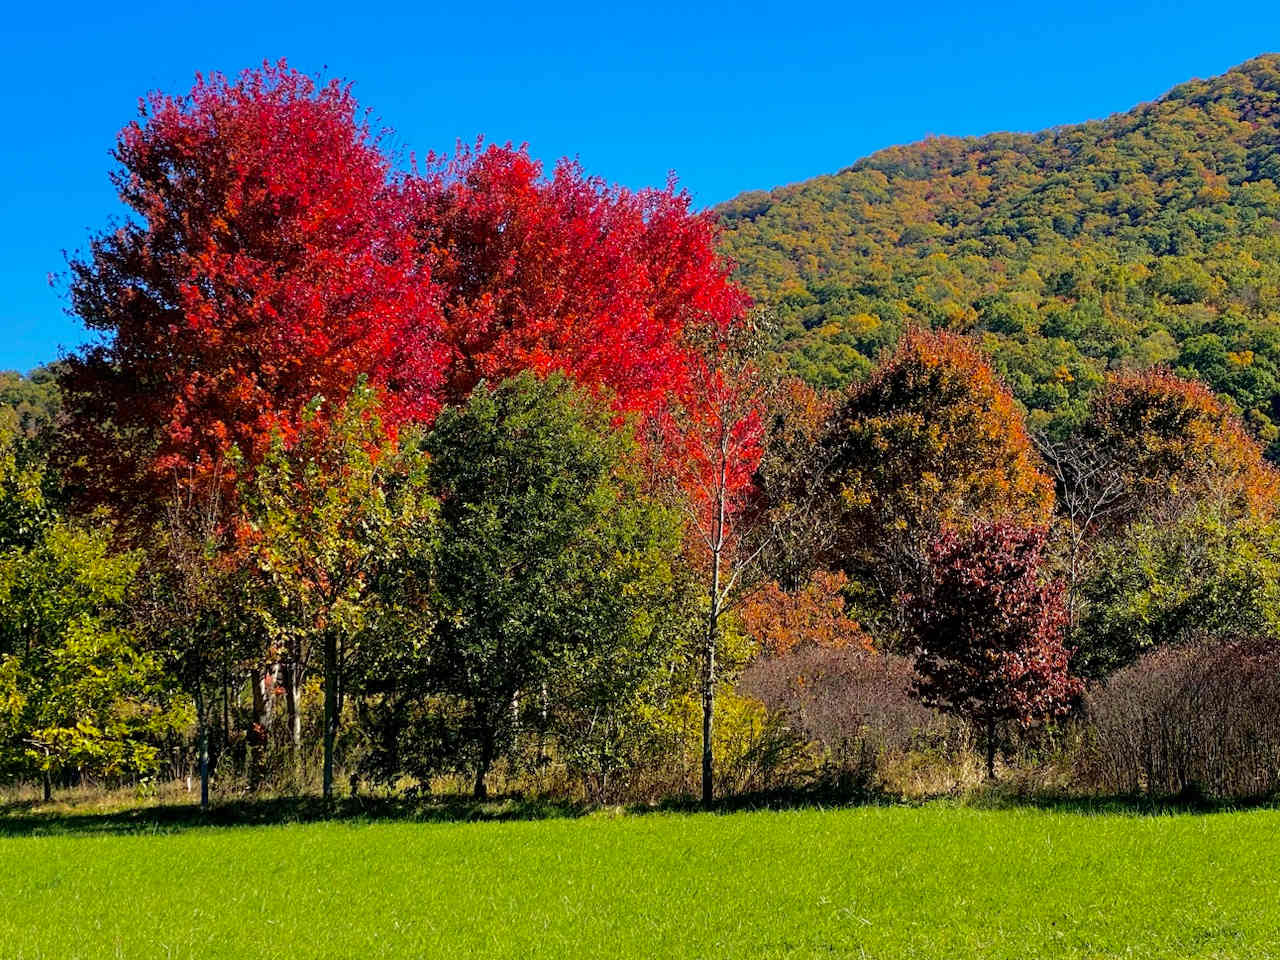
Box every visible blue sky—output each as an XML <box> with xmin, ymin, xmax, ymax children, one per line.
<box><xmin>2</xmin><ymin>0</ymin><xmax>1277</xmax><ymax>372</ymax></box>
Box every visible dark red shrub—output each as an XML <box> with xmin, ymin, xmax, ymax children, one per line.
<box><xmin>905</xmin><ymin>521</ymin><xmax>1081</xmax><ymax>777</ymax></box>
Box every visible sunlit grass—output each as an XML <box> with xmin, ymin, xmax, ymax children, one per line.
<box><xmin>2</xmin><ymin>803</ymin><xmax>1278</xmax><ymax>958</ymax></box>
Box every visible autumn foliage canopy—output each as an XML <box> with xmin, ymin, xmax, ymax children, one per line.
<box><xmin>63</xmin><ymin>62</ymin><xmax>752</xmax><ymax>520</ymax></box>
<box><xmin>828</xmin><ymin>328</ymin><xmax>1053</xmax><ymax>545</ymax></box>
<box><xmin>409</xmin><ymin>142</ymin><xmax>749</xmax><ymax>416</ymax></box>
<box><xmin>1082</xmin><ymin>367</ymin><xmax>1280</xmax><ymax>525</ymax></box>
<box><xmin>64</xmin><ymin>65</ymin><xmax>444</xmax><ymax>505</ymax></box>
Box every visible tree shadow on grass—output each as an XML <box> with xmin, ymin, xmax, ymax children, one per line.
<box><xmin>1</xmin><ymin>783</ymin><xmax>1275</xmax><ymax>838</ymax></box>
<box><xmin>984</xmin><ymin>786</ymin><xmax>1280</xmax><ymax>817</ymax></box>
<box><xmin>653</xmin><ymin>782</ymin><xmax>1280</xmax><ymax>818</ymax></box>
<box><xmin>0</xmin><ymin>793</ymin><xmax>595</xmax><ymax>838</ymax></box>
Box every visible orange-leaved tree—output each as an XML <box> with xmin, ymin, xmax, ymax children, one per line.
<box><xmin>739</xmin><ymin>570</ymin><xmax>871</xmax><ymax>658</ymax></box>
<box><xmin>825</xmin><ymin>327</ymin><xmax>1054</xmax><ymax>637</ymax></box>
<box><xmin>1080</xmin><ymin>367</ymin><xmax>1280</xmax><ymax>525</ymax></box>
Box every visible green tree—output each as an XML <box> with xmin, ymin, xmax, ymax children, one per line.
<box><xmin>417</xmin><ymin>372</ymin><xmax>686</xmax><ymax>799</ymax></box>
<box><xmin>1076</xmin><ymin>504</ymin><xmax>1280</xmax><ymax>677</ymax></box>
<box><xmin>0</xmin><ymin>364</ymin><xmax>62</xmax><ymax>442</ymax></box>
<box><xmin>239</xmin><ymin>380</ymin><xmax>432</xmax><ymax>801</ymax></box>
<box><xmin>0</xmin><ymin>424</ymin><xmax>186</xmax><ymax>799</ymax></box>
<box><xmin>547</xmin><ymin>527</ymin><xmax>695</xmax><ymax>802</ymax></box>
<box><xmin>0</xmin><ymin>417</ymin><xmax>52</xmax><ymax>554</ymax></box>
<box><xmin>136</xmin><ymin>472</ymin><xmax>248</xmax><ymax>810</ymax></box>
<box><xmin>0</xmin><ymin>521</ymin><xmax>188</xmax><ymax>799</ymax></box>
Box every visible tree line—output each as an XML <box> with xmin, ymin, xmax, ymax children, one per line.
<box><xmin>3</xmin><ymin>61</ymin><xmax>1279</xmax><ymax>808</ymax></box>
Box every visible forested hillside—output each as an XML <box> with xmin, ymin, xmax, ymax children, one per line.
<box><xmin>718</xmin><ymin>54</ymin><xmax>1280</xmax><ymax>447</ymax></box>
<box><xmin>0</xmin><ymin>366</ymin><xmax>59</xmax><ymax>439</ymax></box>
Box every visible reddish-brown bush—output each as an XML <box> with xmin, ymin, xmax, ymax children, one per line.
<box><xmin>739</xmin><ymin>646</ymin><xmax>952</xmax><ymax>787</ymax></box>
<box><xmin>1084</xmin><ymin>637</ymin><xmax>1280</xmax><ymax>800</ymax></box>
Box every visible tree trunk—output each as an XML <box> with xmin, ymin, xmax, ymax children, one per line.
<box><xmin>536</xmin><ymin>682</ymin><xmax>549</xmax><ymax>769</ymax></box>
<box><xmin>195</xmin><ymin>686</ymin><xmax>209</xmax><ymax>812</ymax></box>
<box><xmin>701</xmin><ymin>426</ymin><xmax>733</xmax><ymax>810</ymax></box>
<box><xmin>222</xmin><ymin>658</ymin><xmax>231</xmax><ymax>749</ymax></box>
<box><xmin>510</xmin><ymin>691</ymin><xmax>521</xmax><ymax>759</ymax></box>
<box><xmin>322</xmin><ymin>632</ymin><xmax>338</xmax><ymax>803</ymax></box>
<box><xmin>284</xmin><ymin>660</ymin><xmax>303</xmax><ymax>776</ymax></box>
<box><xmin>473</xmin><ymin>727</ymin><xmax>494</xmax><ymax>801</ymax></box>
<box><xmin>42</xmin><ymin>765</ymin><xmax>51</xmax><ymax>803</ymax></box>
<box><xmin>702</xmin><ymin>565</ymin><xmax>721</xmax><ymax>809</ymax></box>
<box><xmin>985</xmin><ymin>717</ymin><xmax>997</xmax><ymax>780</ymax></box>
<box><xmin>199</xmin><ymin>723</ymin><xmax>210</xmax><ymax>811</ymax></box>
<box><xmin>249</xmin><ymin>662</ymin><xmax>278</xmax><ymax>791</ymax></box>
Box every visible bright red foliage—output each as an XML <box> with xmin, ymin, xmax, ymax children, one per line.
<box><xmin>63</xmin><ymin>74</ymin><xmax>754</xmax><ymax>534</ymax></box>
<box><xmin>63</xmin><ymin>61</ymin><xmax>444</xmax><ymax>510</ymax></box>
<box><xmin>406</xmin><ymin>141</ymin><xmax>749</xmax><ymax>418</ymax></box>
<box><xmin>656</xmin><ymin>322</ymin><xmax>768</xmax><ymax>560</ymax></box>
<box><xmin>906</xmin><ymin>521</ymin><xmax>1080</xmax><ymax>764</ymax></box>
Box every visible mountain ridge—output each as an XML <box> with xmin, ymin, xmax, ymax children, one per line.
<box><xmin>717</xmin><ymin>53</ymin><xmax>1280</xmax><ymax>447</ymax></box>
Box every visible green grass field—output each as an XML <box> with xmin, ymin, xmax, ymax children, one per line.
<box><xmin>2</xmin><ymin>803</ymin><xmax>1279</xmax><ymax>959</ymax></box>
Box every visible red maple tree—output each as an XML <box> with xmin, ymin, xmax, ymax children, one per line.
<box><xmin>63</xmin><ymin>61</ymin><xmax>444</xmax><ymax>512</ymax></box>
<box><xmin>406</xmin><ymin>141</ymin><xmax>749</xmax><ymax>418</ymax></box>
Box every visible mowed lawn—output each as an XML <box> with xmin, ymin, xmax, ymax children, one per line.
<box><xmin>2</xmin><ymin>804</ymin><xmax>1279</xmax><ymax>959</ymax></box>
